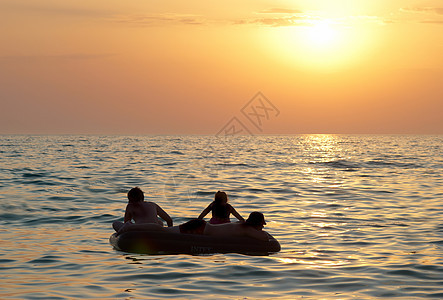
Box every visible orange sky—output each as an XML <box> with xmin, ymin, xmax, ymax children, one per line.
<box><xmin>0</xmin><ymin>0</ymin><xmax>442</xmax><ymax>134</ymax></box>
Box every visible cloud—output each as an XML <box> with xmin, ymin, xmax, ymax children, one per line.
<box><xmin>248</xmin><ymin>15</ymin><xmax>309</xmax><ymax>27</ymax></box>
<box><xmin>232</xmin><ymin>6</ymin><xmax>389</xmax><ymax>27</ymax></box>
<box><xmin>258</xmin><ymin>8</ymin><xmax>303</xmax><ymax>14</ymax></box>
<box><xmin>400</xmin><ymin>7</ymin><xmax>443</xmax><ymax>15</ymax></box>
<box><xmin>347</xmin><ymin>15</ymin><xmax>391</xmax><ymax>25</ymax></box>
<box><xmin>420</xmin><ymin>20</ymin><xmax>443</xmax><ymax>24</ymax></box>
<box><xmin>225</xmin><ymin>6</ymin><xmax>309</xmax><ymax>27</ymax></box>
<box><xmin>112</xmin><ymin>11</ymin><xmax>390</xmax><ymax>29</ymax></box>
<box><xmin>247</xmin><ymin>6</ymin><xmax>442</xmax><ymax>28</ymax></box>
<box><xmin>399</xmin><ymin>6</ymin><xmax>443</xmax><ymax>25</ymax></box>
<box><xmin>239</xmin><ymin>14</ymin><xmax>388</xmax><ymax>27</ymax></box>
<box><xmin>110</xmin><ymin>14</ymin><xmax>206</xmax><ymax>26</ymax></box>
<box><xmin>111</xmin><ymin>7</ymin><xmax>304</xmax><ymax>27</ymax></box>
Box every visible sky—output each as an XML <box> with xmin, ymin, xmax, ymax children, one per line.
<box><xmin>0</xmin><ymin>0</ymin><xmax>442</xmax><ymax>134</ymax></box>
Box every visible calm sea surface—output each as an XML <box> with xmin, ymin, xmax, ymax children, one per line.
<box><xmin>0</xmin><ymin>135</ymin><xmax>442</xmax><ymax>299</ymax></box>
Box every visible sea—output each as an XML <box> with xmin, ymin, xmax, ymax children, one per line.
<box><xmin>0</xmin><ymin>135</ymin><xmax>442</xmax><ymax>299</ymax></box>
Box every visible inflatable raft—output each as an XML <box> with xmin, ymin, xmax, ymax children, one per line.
<box><xmin>109</xmin><ymin>230</ymin><xmax>281</xmax><ymax>255</ymax></box>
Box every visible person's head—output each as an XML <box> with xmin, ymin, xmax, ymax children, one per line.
<box><xmin>214</xmin><ymin>191</ymin><xmax>228</xmax><ymax>205</ymax></box>
<box><xmin>245</xmin><ymin>212</ymin><xmax>266</xmax><ymax>229</ymax></box>
<box><xmin>127</xmin><ymin>187</ymin><xmax>144</xmax><ymax>203</ymax></box>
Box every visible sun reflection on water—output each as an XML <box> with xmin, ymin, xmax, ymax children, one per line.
<box><xmin>272</xmin><ymin>255</ymin><xmax>351</xmax><ymax>268</ymax></box>
<box><xmin>304</xmin><ymin>134</ymin><xmax>341</xmax><ymax>157</ymax></box>
<box><xmin>1</xmin><ymin>135</ymin><xmax>442</xmax><ymax>299</ymax></box>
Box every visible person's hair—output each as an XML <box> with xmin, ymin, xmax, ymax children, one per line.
<box><xmin>127</xmin><ymin>187</ymin><xmax>144</xmax><ymax>203</ymax></box>
<box><xmin>212</xmin><ymin>191</ymin><xmax>229</xmax><ymax>219</ymax></box>
<box><xmin>245</xmin><ymin>212</ymin><xmax>266</xmax><ymax>227</ymax></box>
<box><xmin>214</xmin><ymin>191</ymin><xmax>228</xmax><ymax>205</ymax></box>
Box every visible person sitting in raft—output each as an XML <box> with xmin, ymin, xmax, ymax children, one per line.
<box><xmin>116</xmin><ymin>212</ymin><xmax>269</xmax><ymax>241</ymax></box>
<box><xmin>112</xmin><ymin>187</ymin><xmax>173</xmax><ymax>233</ymax></box>
<box><xmin>198</xmin><ymin>191</ymin><xmax>244</xmax><ymax>224</ymax></box>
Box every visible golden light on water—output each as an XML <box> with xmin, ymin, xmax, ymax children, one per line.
<box><xmin>304</xmin><ymin>134</ymin><xmax>339</xmax><ymax>153</ymax></box>
<box><xmin>274</xmin><ymin>256</ymin><xmax>350</xmax><ymax>267</ymax></box>
<box><xmin>2</xmin><ymin>134</ymin><xmax>443</xmax><ymax>298</ymax></box>
<box><xmin>310</xmin><ymin>211</ymin><xmax>328</xmax><ymax>218</ymax></box>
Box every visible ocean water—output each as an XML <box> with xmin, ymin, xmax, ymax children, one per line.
<box><xmin>0</xmin><ymin>135</ymin><xmax>442</xmax><ymax>299</ymax></box>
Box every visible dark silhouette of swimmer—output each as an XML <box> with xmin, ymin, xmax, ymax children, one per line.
<box><xmin>112</xmin><ymin>187</ymin><xmax>173</xmax><ymax>234</ymax></box>
<box><xmin>198</xmin><ymin>191</ymin><xmax>244</xmax><ymax>224</ymax></box>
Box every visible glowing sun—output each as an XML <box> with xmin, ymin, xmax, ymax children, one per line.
<box><xmin>305</xmin><ymin>20</ymin><xmax>339</xmax><ymax>47</ymax></box>
<box><xmin>263</xmin><ymin>18</ymin><xmax>375</xmax><ymax>71</ymax></box>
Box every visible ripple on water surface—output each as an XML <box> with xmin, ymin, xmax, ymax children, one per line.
<box><xmin>0</xmin><ymin>135</ymin><xmax>442</xmax><ymax>299</ymax></box>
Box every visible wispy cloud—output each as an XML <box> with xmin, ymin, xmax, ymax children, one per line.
<box><xmin>113</xmin><ymin>12</ymin><xmax>309</xmax><ymax>28</ymax></box>
<box><xmin>347</xmin><ymin>15</ymin><xmax>391</xmax><ymax>25</ymax></box>
<box><xmin>110</xmin><ymin>7</ymin><xmax>304</xmax><ymax>27</ymax></box>
<box><xmin>258</xmin><ymin>8</ymin><xmax>303</xmax><ymax>14</ymax></box>
<box><xmin>247</xmin><ymin>16</ymin><xmax>309</xmax><ymax>27</ymax></box>
<box><xmin>420</xmin><ymin>20</ymin><xmax>443</xmax><ymax>24</ymax></box>
<box><xmin>400</xmin><ymin>7</ymin><xmax>443</xmax><ymax>15</ymax></box>
<box><xmin>241</xmin><ymin>6</ymin><xmax>443</xmax><ymax>28</ymax></box>
<box><xmin>399</xmin><ymin>6</ymin><xmax>443</xmax><ymax>25</ymax></box>
<box><xmin>110</xmin><ymin>13</ymin><xmax>206</xmax><ymax>26</ymax></box>
<box><xmin>239</xmin><ymin>14</ymin><xmax>387</xmax><ymax>28</ymax></box>
<box><xmin>230</xmin><ymin>6</ymin><xmax>390</xmax><ymax>27</ymax></box>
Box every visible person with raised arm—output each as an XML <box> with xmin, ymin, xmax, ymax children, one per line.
<box><xmin>198</xmin><ymin>191</ymin><xmax>244</xmax><ymax>224</ymax></box>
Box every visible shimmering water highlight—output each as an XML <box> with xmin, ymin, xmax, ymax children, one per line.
<box><xmin>1</xmin><ymin>135</ymin><xmax>442</xmax><ymax>299</ymax></box>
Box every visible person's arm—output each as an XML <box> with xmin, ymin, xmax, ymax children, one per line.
<box><xmin>123</xmin><ymin>205</ymin><xmax>132</xmax><ymax>223</ymax></box>
<box><xmin>198</xmin><ymin>203</ymin><xmax>213</xmax><ymax>219</ymax></box>
<box><xmin>230</xmin><ymin>205</ymin><xmax>244</xmax><ymax>222</ymax></box>
<box><xmin>156</xmin><ymin>204</ymin><xmax>173</xmax><ymax>227</ymax></box>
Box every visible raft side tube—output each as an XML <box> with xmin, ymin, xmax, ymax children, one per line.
<box><xmin>109</xmin><ymin>230</ymin><xmax>281</xmax><ymax>255</ymax></box>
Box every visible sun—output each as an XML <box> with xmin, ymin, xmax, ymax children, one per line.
<box><xmin>262</xmin><ymin>18</ymin><xmax>377</xmax><ymax>72</ymax></box>
<box><xmin>305</xmin><ymin>20</ymin><xmax>339</xmax><ymax>48</ymax></box>
<box><xmin>298</xmin><ymin>19</ymin><xmax>347</xmax><ymax>58</ymax></box>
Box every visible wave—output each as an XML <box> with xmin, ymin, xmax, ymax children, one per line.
<box><xmin>309</xmin><ymin>159</ymin><xmax>360</xmax><ymax>170</ymax></box>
